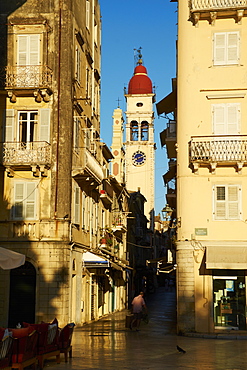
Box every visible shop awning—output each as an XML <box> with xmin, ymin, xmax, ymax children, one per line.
<box><xmin>83</xmin><ymin>252</ymin><xmax>109</xmax><ymax>268</ymax></box>
<box><xmin>206</xmin><ymin>246</ymin><xmax>247</xmax><ymax>269</ymax></box>
<box><xmin>83</xmin><ymin>252</ymin><xmax>125</xmax><ymax>271</ymax></box>
<box><xmin>0</xmin><ymin>247</ymin><xmax>25</xmax><ymax>270</ymax></box>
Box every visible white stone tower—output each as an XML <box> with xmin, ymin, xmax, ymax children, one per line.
<box><xmin>124</xmin><ymin>53</ymin><xmax>156</xmax><ymax>224</ymax></box>
<box><xmin>111</xmin><ymin>107</ymin><xmax>125</xmax><ymax>184</ymax></box>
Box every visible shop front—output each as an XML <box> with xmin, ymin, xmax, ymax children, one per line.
<box><xmin>213</xmin><ymin>271</ymin><xmax>246</xmax><ymax>330</ymax></box>
<box><xmin>206</xmin><ymin>246</ymin><xmax>247</xmax><ymax>331</ymax></box>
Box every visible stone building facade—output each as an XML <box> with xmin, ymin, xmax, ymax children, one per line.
<box><xmin>0</xmin><ymin>0</ymin><xmax>129</xmax><ymax>328</ymax></box>
<box><xmin>158</xmin><ymin>0</ymin><xmax>247</xmax><ymax>334</ymax></box>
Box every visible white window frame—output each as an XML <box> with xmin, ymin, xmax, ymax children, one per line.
<box><xmin>213</xmin><ymin>31</ymin><xmax>239</xmax><ymax>66</ymax></box>
<box><xmin>4</xmin><ymin>108</ymin><xmax>50</xmax><ymax>144</ymax></box>
<box><xmin>12</xmin><ymin>181</ymin><xmax>37</xmax><ymax>220</ymax></box>
<box><xmin>212</xmin><ymin>103</ymin><xmax>240</xmax><ymax>135</ymax></box>
<box><xmin>213</xmin><ymin>184</ymin><xmax>241</xmax><ymax>220</ymax></box>
<box><xmin>17</xmin><ymin>111</ymin><xmax>38</xmax><ymax>143</ymax></box>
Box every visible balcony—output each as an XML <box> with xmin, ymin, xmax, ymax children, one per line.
<box><xmin>189</xmin><ymin>0</ymin><xmax>247</xmax><ymax>25</ymax></box>
<box><xmin>166</xmin><ymin>186</ymin><xmax>176</xmax><ymax>210</ymax></box>
<box><xmin>189</xmin><ymin>135</ymin><xmax>247</xmax><ymax>173</ymax></box>
<box><xmin>0</xmin><ymin>65</ymin><xmax>52</xmax><ymax>101</ymax></box>
<box><xmin>112</xmin><ymin>217</ymin><xmax>127</xmax><ymax>234</ymax></box>
<box><xmin>2</xmin><ymin>141</ymin><xmax>51</xmax><ymax>173</ymax></box>
<box><xmin>160</xmin><ymin>120</ymin><xmax>177</xmax><ymax>159</ymax></box>
<box><xmin>100</xmin><ymin>180</ymin><xmax>113</xmax><ymax>208</ymax></box>
<box><xmin>72</xmin><ymin>147</ymin><xmax>104</xmax><ymax>189</ymax></box>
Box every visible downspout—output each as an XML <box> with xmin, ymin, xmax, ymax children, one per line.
<box><xmin>54</xmin><ymin>1</ymin><xmax>62</xmax><ymax>218</ymax></box>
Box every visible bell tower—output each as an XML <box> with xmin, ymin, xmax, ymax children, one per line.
<box><xmin>124</xmin><ymin>50</ymin><xmax>156</xmax><ymax>224</ymax></box>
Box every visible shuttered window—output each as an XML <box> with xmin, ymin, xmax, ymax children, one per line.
<box><xmin>86</xmin><ymin>0</ymin><xmax>90</xmax><ymax>29</ymax></box>
<box><xmin>3</xmin><ymin>109</ymin><xmax>50</xmax><ymax>143</ymax></box>
<box><xmin>17</xmin><ymin>34</ymin><xmax>40</xmax><ymax>65</ymax></box>
<box><xmin>213</xmin><ymin>185</ymin><xmax>241</xmax><ymax>220</ymax></box>
<box><xmin>74</xmin><ymin>186</ymin><xmax>80</xmax><ymax>225</ymax></box>
<box><xmin>213</xmin><ymin>32</ymin><xmax>239</xmax><ymax>65</ymax></box>
<box><xmin>3</xmin><ymin>109</ymin><xmax>15</xmax><ymax>142</ymax></box>
<box><xmin>212</xmin><ymin>103</ymin><xmax>240</xmax><ymax>135</ymax></box>
<box><xmin>39</xmin><ymin>109</ymin><xmax>50</xmax><ymax>143</ymax></box>
<box><xmin>13</xmin><ymin>182</ymin><xmax>37</xmax><ymax>220</ymax></box>
<box><xmin>73</xmin><ymin>117</ymin><xmax>80</xmax><ymax>151</ymax></box>
<box><xmin>75</xmin><ymin>46</ymin><xmax>81</xmax><ymax>83</ymax></box>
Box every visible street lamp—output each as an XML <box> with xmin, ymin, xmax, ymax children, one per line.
<box><xmin>161</xmin><ymin>204</ymin><xmax>173</xmax><ymax>221</ymax></box>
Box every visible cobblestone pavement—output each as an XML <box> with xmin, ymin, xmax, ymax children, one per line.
<box><xmin>44</xmin><ymin>287</ymin><xmax>247</xmax><ymax>370</ymax></box>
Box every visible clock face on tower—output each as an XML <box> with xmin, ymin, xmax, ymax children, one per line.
<box><xmin>132</xmin><ymin>150</ymin><xmax>146</xmax><ymax>166</ymax></box>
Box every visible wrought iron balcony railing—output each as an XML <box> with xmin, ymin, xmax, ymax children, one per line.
<box><xmin>2</xmin><ymin>141</ymin><xmax>51</xmax><ymax>166</ymax></box>
<box><xmin>0</xmin><ymin>65</ymin><xmax>52</xmax><ymax>89</ymax></box>
<box><xmin>189</xmin><ymin>135</ymin><xmax>247</xmax><ymax>172</ymax></box>
<box><xmin>190</xmin><ymin>0</ymin><xmax>247</xmax><ymax>11</ymax></box>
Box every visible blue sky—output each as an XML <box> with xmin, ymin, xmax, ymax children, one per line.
<box><xmin>100</xmin><ymin>0</ymin><xmax>177</xmax><ymax>215</ymax></box>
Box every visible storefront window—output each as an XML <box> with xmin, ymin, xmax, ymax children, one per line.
<box><xmin>213</xmin><ymin>270</ymin><xmax>246</xmax><ymax>330</ymax></box>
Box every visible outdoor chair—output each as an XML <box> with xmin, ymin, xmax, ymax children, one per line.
<box><xmin>0</xmin><ymin>329</ymin><xmax>13</xmax><ymax>370</ymax></box>
<box><xmin>10</xmin><ymin>327</ymin><xmax>38</xmax><ymax>370</ymax></box>
<box><xmin>58</xmin><ymin>323</ymin><xmax>75</xmax><ymax>362</ymax></box>
<box><xmin>24</xmin><ymin>319</ymin><xmax>60</xmax><ymax>369</ymax></box>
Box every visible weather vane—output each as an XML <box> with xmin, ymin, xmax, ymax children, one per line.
<box><xmin>134</xmin><ymin>47</ymin><xmax>143</xmax><ymax>66</ymax></box>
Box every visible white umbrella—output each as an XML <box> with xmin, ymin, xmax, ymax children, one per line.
<box><xmin>0</xmin><ymin>247</ymin><xmax>25</xmax><ymax>270</ymax></box>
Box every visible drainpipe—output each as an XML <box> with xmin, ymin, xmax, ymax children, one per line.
<box><xmin>54</xmin><ymin>1</ymin><xmax>62</xmax><ymax>218</ymax></box>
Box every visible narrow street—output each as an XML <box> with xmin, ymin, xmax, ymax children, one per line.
<box><xmin>46</xmin><ymin>287</ymin><xmax>247</xmax><ymax>370</ymax></box>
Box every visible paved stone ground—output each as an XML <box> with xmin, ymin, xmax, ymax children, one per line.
<box><xmin>44</xmin><ymin>287</ymin><xmax>247</xmax><ymax>370</ymax></box>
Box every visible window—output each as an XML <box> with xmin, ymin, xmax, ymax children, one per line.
<box><xmin>86</xmin><ymin>67</ymin><xmax>92</xmax><ymax>99</ymax></box>
<box><xmin>17</xmin><ymin>34</ymin><xmax>40</xmax><ymax>66</ymax></box>
<box><xmin>74</xmin><ymin>185</ymin><xmax>80</xmax><ymax>225</ymax></box>
<box><xmin>212</xmin><ymin>103</ymin><xmax>240</xmax><ymax>135</ymax></box>
<box><xmin>213</xmin><ymin>32</ymin><xmax>239</xmax><ymax>66</ymax></box>
<box><xmin>4</xmin><ymin>109</ymin><xmax>50</xmax><ymax>144</ymax></box>
<box><xmin>213</xmin><ymin>185</ymin><xmax>241</xmax><ymax>220</ymax></box>
<box><xmin>75</xmin><ymin>46</ymin><xmax>81</xmax><ymax>83</ymax></box>
<box><xmin>86</xmin><ymin>0</ymin><xmax>90</xmax><ymax>29</ymax></box>
<box><xmin>17</xmin><ymin>34</ymin><xmax>41</xmax><ymax>87</ymax></box>
<box><xmin>73</xmin><ymin>116</ymin><xmax>80</xmax><ymax>152</ymax></box>
<box><xmin>13</xmin><ymin>182</ymin><xmax>37</xmax><ymax>220</ymax></box>
<box><xmin>130</xmin><ymin>121</ymin><xmax>138</xmax><ymax>141</ymax></box>
<box><xmin>94</xmin><ymin>20</ymin><xmax>98</xmax><ymax>46</ymax></box>
<box><xmin>18</xmin><ymin>111</ymin><xmax>38</xmax><ymax>143</ymax></box>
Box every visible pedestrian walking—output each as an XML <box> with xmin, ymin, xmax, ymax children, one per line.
<box><xmin>131</xmin><ymin>291</ymin><xmax>147</xmax><ymax>331</ymax></box>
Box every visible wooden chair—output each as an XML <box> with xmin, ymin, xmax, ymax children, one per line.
<box><xmin>0</xmin><ymin>335</ymin><xmax>13</xmax><ymax>370</ymax></box>
<box><xmin>11</xmin><ymin>329</ymin><xmax>38</xmax><ymax>370</ymax></box>
<box><xmin>58</xmin><ymin>323</ymin><xmax>75</xmax><ymax>362</ymax></box>
<box><xmin>34</xmin><ymin>319</ymin><xmax>60</xmax><ymax>369</ymax></box>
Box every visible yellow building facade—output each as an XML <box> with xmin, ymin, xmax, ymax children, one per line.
<box><xmin>176</xmin><ymin>0</ymin><xmax>247</xmax><ymax>333</ymax></box>
<box><xmin>0</xmin><ymin>0</ymin><xmax>129</xmax><ymax>328</ymax></box>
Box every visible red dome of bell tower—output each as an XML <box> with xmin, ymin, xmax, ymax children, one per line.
<box><xmin>128</xmin><ymin>60</ymin><xmax>153</xmax><ymax>95</ymax></box>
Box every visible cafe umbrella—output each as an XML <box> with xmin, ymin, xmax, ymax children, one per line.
<box><xmin>0</xmin><ymin>247</ymin><xmax>25</xmax><ymax>270</ymax></box>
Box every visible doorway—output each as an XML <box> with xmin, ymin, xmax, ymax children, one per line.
<box><xmin>8</xmin><ymin>261</ymin><xmax>36</xmax><ymax>327</ymax></box>
<box><xmin>213</xmin><ymin>273</ymin><xmax>246</xmax><ymax>330</ymax></box>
